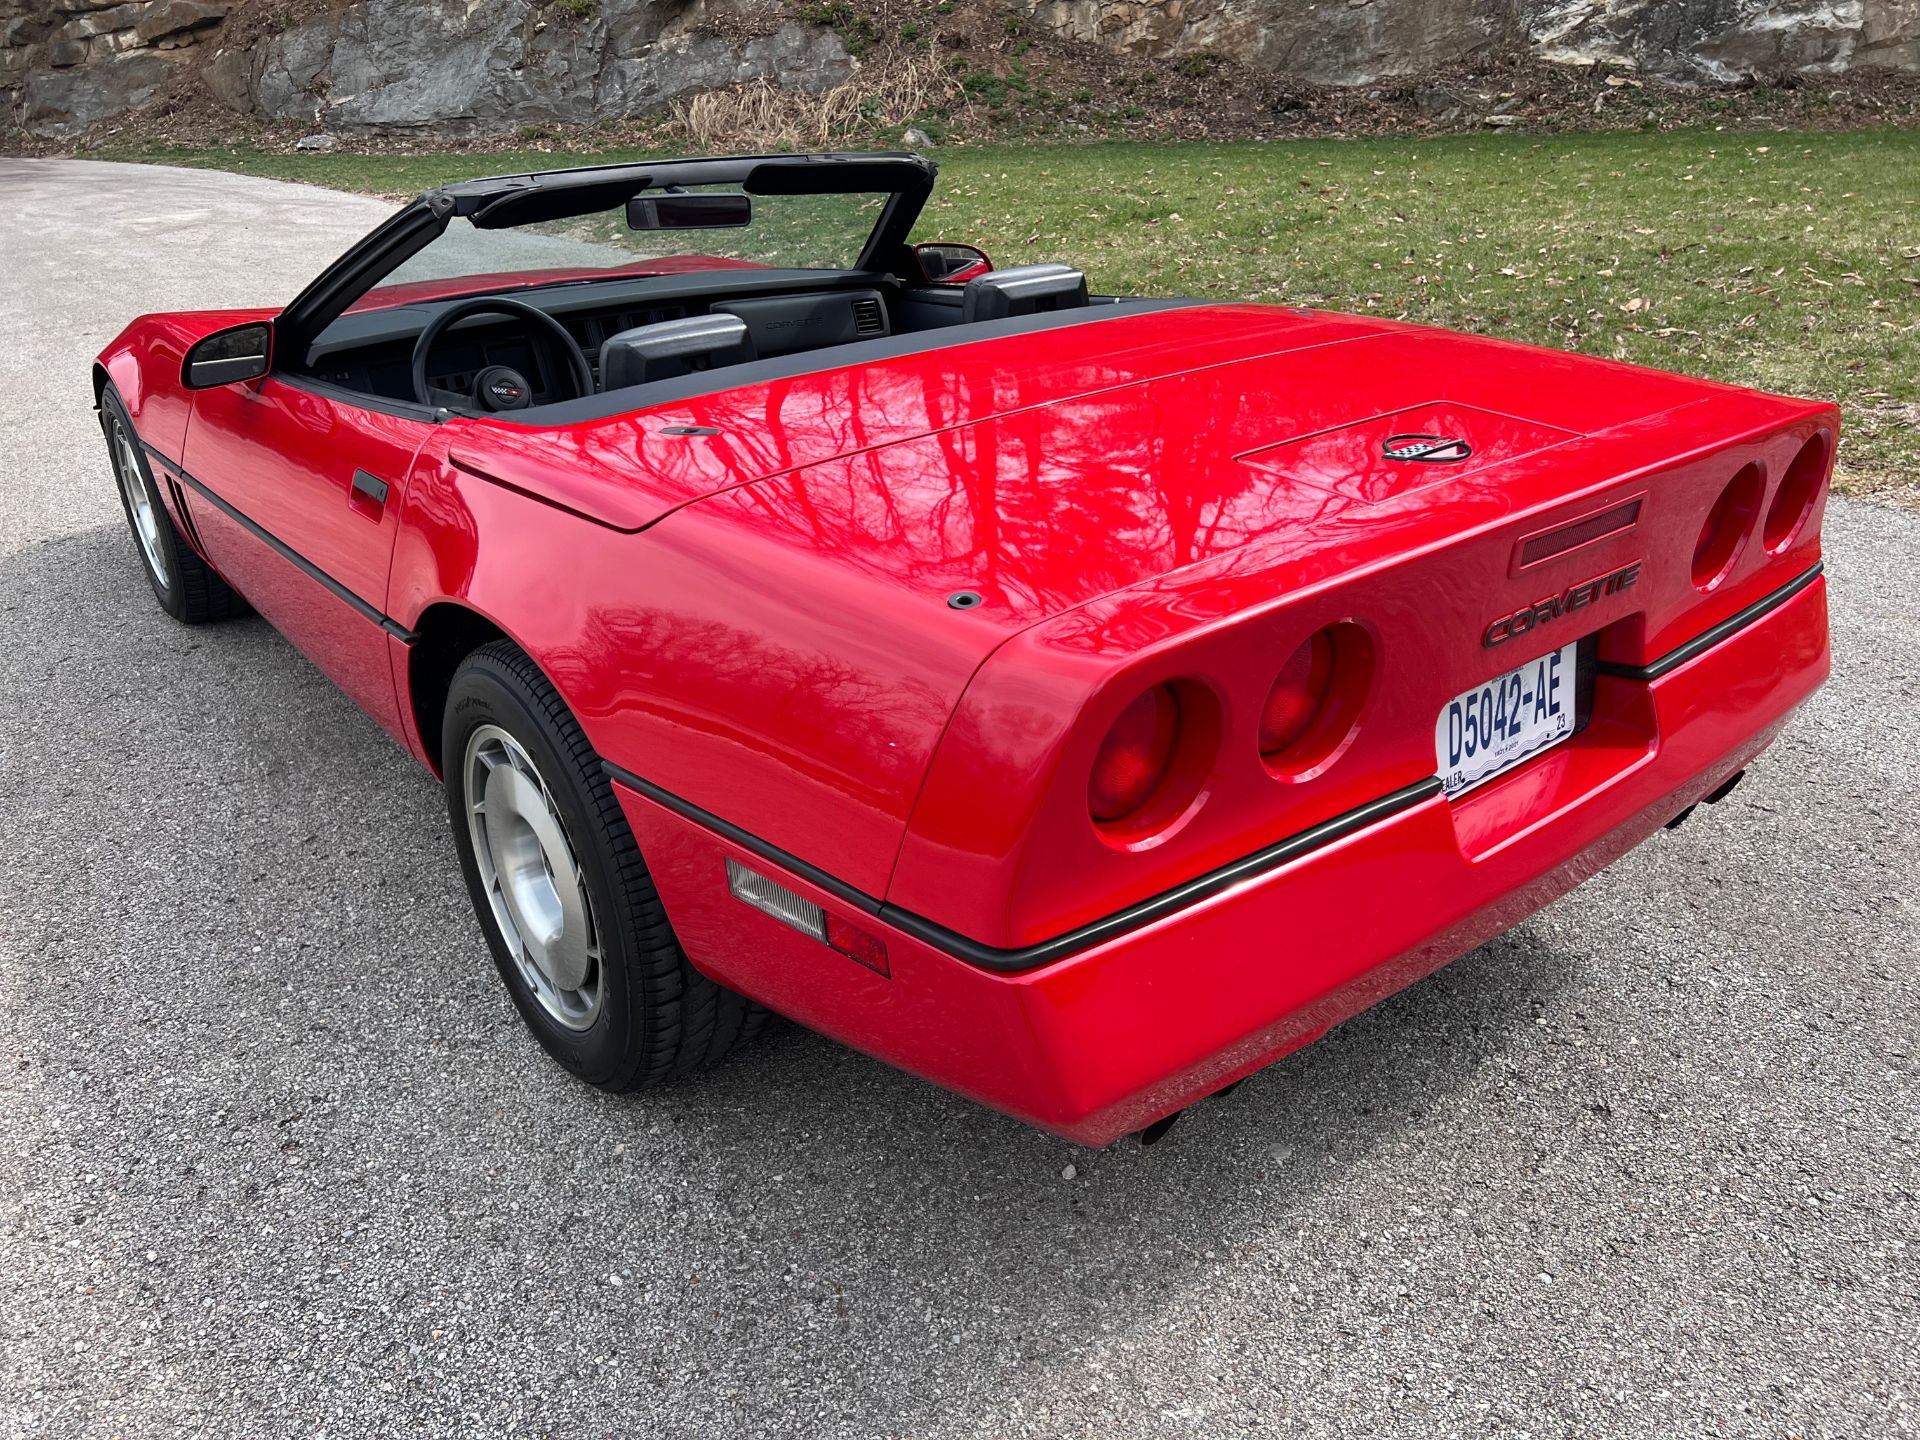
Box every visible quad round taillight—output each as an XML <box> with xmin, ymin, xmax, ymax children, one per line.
<box><xmin>1088</xmin><ymin>684</ymin><xmax>1181</xmax><ymax>823</ymax></box>
<box><xmin>1764</xmin><ymin>432</ymin><xmax>1828</xmax><ymax>554</ymax></box>
<box><xmin>1259</xmin><ymin>629</ymin><xmax>1336</xmax><ymax>756</ymax></box>
<box><xmin>1260</xmin><ymin>623</ymin><xmax>1374</xmax><ymax>778</ymax></box>
<box><xmin>1692</xmin><ymin>463</ymin><xmax>1763</xmax><ymax>592</ymax></box>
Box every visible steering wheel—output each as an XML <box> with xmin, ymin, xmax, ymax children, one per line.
<box><xmin>410</xmin><ymin>295</ymin><xmax>594</xmax><ymax>412</ymax></box>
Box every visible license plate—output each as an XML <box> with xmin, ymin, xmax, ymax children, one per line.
<box><xmin>1436</xmin><ymin>641</ymin><xmax>1578</xmax><ymax>798</ymax></box>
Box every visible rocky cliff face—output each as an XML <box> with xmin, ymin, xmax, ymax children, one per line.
<box><xmin>5</xmin><ymin>0</ymin><xmax>1917</xmax><ymax>140</ymax></box>
<box><xmin>5</xmin><ymin>0</ymin><xmax>852</xmax><ymax>138</ymax></box>
<box><xmin>1018</xmin><ymin>0</ymin><xmax>1920</xmax><ymax>84</ymax></box>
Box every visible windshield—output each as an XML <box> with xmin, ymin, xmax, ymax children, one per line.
<box><xmin>362</xmin><ymin>184</ymin><xmax>891</xmax><ymax>309</ymax></box>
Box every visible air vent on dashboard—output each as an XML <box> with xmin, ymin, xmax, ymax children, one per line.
<box><xmin>852</xmin><ymin>297</ymin><xmax>885</xmax><ymax>337</ymax></box>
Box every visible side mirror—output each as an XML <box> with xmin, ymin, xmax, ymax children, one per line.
<box><xmin>183</xmin><ymin>321</ymin><xmax>272</xmax><ymax>389</ymax></box>
<box><xmin>626</xmin><ymin>192</ymin><xmax>752</xmax><ymax>231</ymax></box>
<box><xmin>914</xmin><ymin>242</ymin><xmax>992</xmax><ymax>285</ymax></box>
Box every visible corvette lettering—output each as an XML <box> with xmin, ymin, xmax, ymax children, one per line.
<box><xmin>1484</xmin><ymin>561</ymin><xmax>1643</xmax><ymax>647</ymax></box>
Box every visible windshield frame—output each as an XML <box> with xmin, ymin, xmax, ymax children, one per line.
<box><xmin>275</xmin><ymin>151</ymin><xmax>938</xmax><ymax>367</ymax></box>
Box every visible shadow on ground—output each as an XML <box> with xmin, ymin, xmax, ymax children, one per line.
<box><xmin>2</xmin><ymin>523</ymin><xmax>1568</xmax><ymax>1432</ymax></box>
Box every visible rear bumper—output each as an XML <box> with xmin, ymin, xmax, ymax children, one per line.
<box><xmin>614</xmin><ymin>571</ymin><xmax>1829</xmax><ymax>1146</ymax></box>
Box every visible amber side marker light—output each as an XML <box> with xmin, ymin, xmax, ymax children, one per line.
<box><xmin>725</xmin><ymin>859</ymin><xmax>889</xmax><ymax>975</ymax></box>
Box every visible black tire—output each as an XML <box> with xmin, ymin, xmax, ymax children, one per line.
<box><xmin>443</xmin><ymin>640</ymin><xmax>767</xmax><ymax>1089</ymax></box>
<box><xmin>98</xmin><ymin>385</ymin><xmax>246</xmax><ymax>624</ymax></box>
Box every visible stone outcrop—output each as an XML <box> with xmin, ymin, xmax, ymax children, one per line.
<box><xmin>3</xmin><ymin>0</ymin><xmax>1916</xmax><ymax>140</ymax></box>
<box><xmin>1018</xmin><ymin>0</ymin><xmax>1920</xmax><ymax>84</ymax></box>
<box><xmin>5</xmin><ymin>0</ymin><xmax>853</xmax><ymax>138</ymax></box>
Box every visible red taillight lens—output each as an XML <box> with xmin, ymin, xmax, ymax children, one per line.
<box><xmin>1763</xmin><ymin>432</ymin><xmax>1828</xmax><ymax>553</ymax></box>
<box><xmin>1259</xmin><ymin>630</ymin><xmax>1336</xmax><ymax>755</ymax></box>
<box><xmin>1260</xmin><ymin>622</ymin><xmax>1376</xmax><ymax>778</ymax></box>
<box><xmin>1088</xmin><ymin>684</ymin><xmax>1180</xmax><ymax>822</ymax></box>
<box><xmin>1692</xmin><ymin>463</ymin><xmax>1762</xmax><ymax>591</ymax></box>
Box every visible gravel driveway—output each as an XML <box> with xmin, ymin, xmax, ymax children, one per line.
<box><xmin>1</xmin><ymin>158</ymin><xmax>1915</xmax><ymax>1440</ymax></box>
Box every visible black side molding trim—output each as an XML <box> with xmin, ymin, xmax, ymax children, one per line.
<box><xmin>602</xmin><ymin>761</ymin><xmax>885</xmax><ymax>917</ymax></box>
<box><xmin>141</xmin><ymin>441</ymin><xmax>417</xmax><ymax>643</ymax></box>
<box><xmin>1597</xmin><ymin>561</ymin><xmax>1823</xmax><ymax>682</ymax></box>
<box><xmin>877</xmin><ymin>778</ymin><xmax>1446</xmax><ymax>971</ymax></box>
<box><xmin>603</xmin><ymin>761</ymin><xmax>1444</xmax><ymax>973</ymax></box>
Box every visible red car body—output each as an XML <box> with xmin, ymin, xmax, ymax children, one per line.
<box><xmin>95</xmin><ymin>163</ymin><xmax>1831</xmax><ymax>1145</ymax></box>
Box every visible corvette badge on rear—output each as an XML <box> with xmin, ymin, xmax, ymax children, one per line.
<box><xmin>1438</xmin><ymin>641</ymin><xmax>1579</xmax><ymax>797</ymax></box>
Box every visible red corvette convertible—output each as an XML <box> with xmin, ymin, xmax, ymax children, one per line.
<box><xmin>94</xmin><ymin>152</ymin><xmax>1832</xmax><ymax>1145</ymax></box>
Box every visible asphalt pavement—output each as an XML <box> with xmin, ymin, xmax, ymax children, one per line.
<box><xmin>1</xmin><ymin>158</ymin><xmax>1915</xmax><ymax>1440</ymax></box>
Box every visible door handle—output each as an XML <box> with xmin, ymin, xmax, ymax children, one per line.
<box><xmin>349</xmin><ymin>469</ymin><xmax>389</xmax><ymax>516</ymax></box>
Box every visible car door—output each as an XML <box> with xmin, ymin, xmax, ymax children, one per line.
<box><xmin>180</xmin><ymin>374</ymin><xmax>436</xmax><ymax>745</ymax></box>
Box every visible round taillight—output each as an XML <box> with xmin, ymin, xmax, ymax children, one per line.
<box><xmin>1260</xmin><ymin>622</ymin><xmax>1375</xmax><ymax>778</ymax></box>
<box><xmin>1763</xmin><ymin>432</ymin><xmax>1828</xmax><ymax>553</ymax></box>
<box><xmin>1693</xmin><ymin>464</ymin><xmax>1763</xmax><ymax>592</ymax></box>
<box><xmin>1260</xmin><ymin>629</ymin><xmax>1336</xmax><ymax>756</ymax></box>
<box><xmin>1088</xmin><ymin>684</ymin><xmax>1180</xmax><ymax>823</ymax></box>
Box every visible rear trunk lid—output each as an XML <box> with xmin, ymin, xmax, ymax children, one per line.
<box><xmin>681</xmin><ymin>313</ymin><xmax>1795</xmax><ymax>633</ymax></box>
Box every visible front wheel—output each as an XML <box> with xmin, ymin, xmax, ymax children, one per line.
<box><xmin>443</xmin><ymin>640</ymin><xmax>766</xmax><ymax>1089</ymax></box>
<box><xmin>99</xmin><ymin>385</ymin><xmax>245</xmax><ymax>624</ymax></box>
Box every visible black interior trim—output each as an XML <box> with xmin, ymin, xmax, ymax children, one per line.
<box><xmin>499</xmin><ymin>298</ymin><xmax>1201</xmax><ymax>426</ymax></box>
<box><xmin>602</xmin><ymin>761</ymin><xmax>1442</xmax><ymax>973</ymax></box>
<box><xmin>275</xmin><ymin>199</ymin><xmax>452</xmax><ymax>372</ymax></box>
<box><xmin>140</xmin><ymin>441</ymin><xmax>417</xmax><ymax>643</ymax></box>
<box><xmin>472</xmin><ymin>174</ymin><xmax>652</xmax><ymax>230</ymax></box>
<box><xmin>1597</xmin><ymin>562</ymin><xmax>1824</xmax><ymax>681</ymax></box>
<box><xmin>308</xmin><ymin>269</ymin><xmax>888</xmax><ymax>360</ymax></box>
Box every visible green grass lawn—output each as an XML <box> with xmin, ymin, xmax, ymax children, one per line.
<box><xmin>111</xmin><ymin>129</ymin><xmax>1919</xmax><ymax>499</ymax></box>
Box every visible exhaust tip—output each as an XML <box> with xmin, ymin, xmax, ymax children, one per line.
<box><xmin>1137</xmin><ymin>1110</ymin><xmax>1183</xmax><ymax>1147</ymax></box>
<box><xmin>1704</xmin><ymin>769</ymin><xmax>1746</xmax><ymax>806</ymax></box>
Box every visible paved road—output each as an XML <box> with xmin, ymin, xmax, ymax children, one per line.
<box><xmin>1</xmin><ymin>159</ymin><xmax>1915</xmax><ymax>1440</ymax></box>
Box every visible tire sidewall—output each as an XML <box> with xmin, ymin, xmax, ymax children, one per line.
<box><xmin>99</xmin><ymin>387</ymin><xmax>182</xmax><ymax>615</ymax></box>
<box><xmin>442</xmin><ymin>655</ymin><xmax>638</xmax><ymax>1085</ymax></box>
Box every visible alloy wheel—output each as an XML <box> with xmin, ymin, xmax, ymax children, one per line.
<box><xmin>463</xmin><ymin>723</ymin><xmax>605</xmax><ymax>1031</ymax></box>
<box><xmin>110</xmin><ymin>420</ymin><xmax>168</xmax><ymax>590</ymax></box>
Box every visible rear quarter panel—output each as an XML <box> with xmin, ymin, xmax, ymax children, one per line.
<box><xmin>388</xmin><ymin>436</ymin><xmax>1018</xmax><ymax>898</ymax></box>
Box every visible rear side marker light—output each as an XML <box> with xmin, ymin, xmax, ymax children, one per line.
<box><xmin>725</xmin><ymin>859</ymin><xmax>889</xmax><ymax>975</ymax></box>
<box><xmin>1764</xmin><ymin>432</ymin><xmax>1829</xmax><ymax>553</ymax></box>
<box><xmin>1692</xmin><ymin>463</ymin><xmax>1763</xmax><ymax>592</ymax></box>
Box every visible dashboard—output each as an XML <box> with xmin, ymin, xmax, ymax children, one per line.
<box><xmin>303</xmin><ymin>270</ymin><xmax>898</xmax><ymax>408</ymax></box>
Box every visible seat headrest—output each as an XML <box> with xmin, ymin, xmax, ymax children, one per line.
<box><xmin>960</xmin><ymin>263</ymin><xmax>1090</xmax><ymax>324</ymax></box>
<box><xmin>599</xmin><ymin>314</ymin><xmax>756</xmax><ymax>392</ymax></box>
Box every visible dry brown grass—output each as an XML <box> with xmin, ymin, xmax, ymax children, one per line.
<box><xmin>669</xmin><ymin>51</ymin><xmax>960</xmax><ymax>152</ymax></box>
